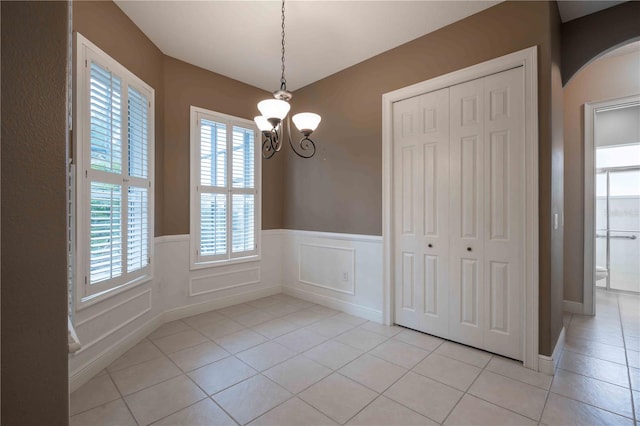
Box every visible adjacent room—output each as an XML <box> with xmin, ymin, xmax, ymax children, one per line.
<box><xmin>1</xmin><ymin>0</ymin><xmax>639</xmax><ymax>425</ymax></box>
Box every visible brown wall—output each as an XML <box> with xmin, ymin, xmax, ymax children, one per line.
<box><xmin>74</xmin><ymin>0</ymin><xmax>166</xmax><ymax>236</ymax></box>
<box><xmin>549</xmin><ymin>1</ymin><xmax>565</xmax><ymax>355</ymax></box>
<box><xmin>162</xmin><ymin>57</ymin><xmax>281</xmax><ymax>234</ymax></box>
<box><xmin>1</xmin><ymin>1</ymin><xmax>70</xmax><ymax>423</ymax></box>
<box><xmin>563</xmin><ymin>50</ymin><xmax>640</xmax><ymax>303</ymax></box>
<box><xmin>562</xmin><ymin>1</ymin><xmax>640</xmax><ymax>85</ymax></box>
<box><xmin>74</xmin><ymin>2</ymin><xmax>283</xmax><ymax>235</ymax></box>
<box><xmin>289</xmin><ymin>0</ymin><xmax>563</xmax><ymax>354</ymax></box>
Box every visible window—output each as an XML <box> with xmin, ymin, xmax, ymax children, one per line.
<box><xmin>75</xmin><ymin>34</ymin><xmax>154</xmax><ymax>304</ymax></box>
<box><xmin>190</xmin><ymin>107</ymin><xmax>260</xmax><ymax>267</ymax></box>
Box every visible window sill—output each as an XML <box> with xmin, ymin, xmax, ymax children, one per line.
<box><xmin>190</xmin><ymin>253</ymin><xmax>262</xmax><ymax>271</ymax></box>
<box><xmin>76</xmin><ymin>273</ymin><xmax>153</xmax><ymax>311</ymax></box>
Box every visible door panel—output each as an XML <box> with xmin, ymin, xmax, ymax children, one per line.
<box><xmin>402</xmin><ymin>252</ymin><xmax>415</xmax><ymax>310</ymax></box>
<box><xmin>394</xmin><ymin>88</ymin><xmax>450</xmax><ymax>337</ymax></box>
<box><xmin>401</xmin><ymin>146</ymin><xmax>415</xmax><ymax>234</ymax></box>
<box><xmin>394</xmin><ymin>95</ymin><xmax>422</xmax><ymax>328</ymax></box>
<box><xmin>482</xmin><ymin>68</ymin><xmax>523</xmax><ymax>359</ymax></box>
<box><xmin>450</xmin><ymin>77</ymin><xmax>485</xmax><ymax>348</ymax></box>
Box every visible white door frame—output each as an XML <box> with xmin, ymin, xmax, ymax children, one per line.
<box><xmin>583</xmin><ymin>95</ymin><xmax>640</xmax><ymax>316</ymax></box>
<box><xmin>382</xmin><ymin>46</ymin><xmax>539</xmax><ymax>370</ymax></box>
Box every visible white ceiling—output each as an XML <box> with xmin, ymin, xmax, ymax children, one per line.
<box><xmin>114</xmin><ymin>1</ymin><xmax>500</xmax><ymax>91</ymax></box>
<box><xmin>115</xmin><ymin>1</ymin><xmax>628</xmax><ymax>92</ymax></box>
<box><xmin>556</xmin><ymin>0</ymin><xmax>625</xmax><ymax>23</ymax></box>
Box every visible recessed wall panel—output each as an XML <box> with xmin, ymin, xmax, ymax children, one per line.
<box><xmin>424</xmin><ymin>108</ymin><xmax>437</xmax><ymax>133</ymax></box>
<box><xmin>461</xmin><ymin>259</ymin><xmax>478</xmax><ymax>325</ymax></box>
<box><xmin>299</xmin><ymin>244</ymin><xmax>355</xmax><ymax>295</ymax></box>
<box><xmin>490</xmin><ymin>131</ymin><xmax>509</xmax><ymax>240</ymax></box>
<box><xmin>490</xmin><ymin>262</ymin><xmax>509</xmax><ymax>333</ymax></box>
<box><xmin>461</xmin><ymin>136</ymin><xmax>478</xmax><ymax>238</ymax></box>
<box><xmin>402</xmin><ymin>113</ymin><xmax>414</xmax><ymax>137</ymax></box>
<box><xmin>402</xmin><ymin>252</ymin><xmax>415</xmax><ymax>309</ymax></box>
<box><xmin>424</xmin><ymin>255</ymin><xmax>438</xmax><ymax>315</ymax></box>
<box><xmin>402</xmin><ymin>147</ymin><xmax>415</xmax><ymax>234</ymax></box>
<box><xmin>424</xmin><ymin>143</ymin><xmax>437</xmax><ymax>236</ymax></box>
<box><xmin>490</xmin><ymin>88</ymin><xmax>509</xmax><ymax>121</ymax></box>
<box><xmin>462</xmin><ymin>96</ymin><xmax>479</xmax><ymax>126</ymax></box>
<box><xmin>191</xmin><ymin>267</ymin><xmax>260</xmax><ymax>296</ymax></box>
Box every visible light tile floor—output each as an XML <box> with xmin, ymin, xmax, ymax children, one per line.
<box><xmin>70</xmin><ymin>290</ymin><xmax>640</xmax><ymax>425</ymax></box>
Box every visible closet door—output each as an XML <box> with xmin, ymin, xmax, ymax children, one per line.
<box><xmin>482</xmin><ymin>67</ymin><xmax>524</xmax><ymax>359</ymax></box>
<box><xmin>449</xmin><ymin>78</ymin><xmax>486</xmax><ymax>349</ymax></box>
<box><xmin>449</xmin><ymin>67</ymin><xmax>524</xmax><ymax>359</ymax></box>
<box><xmin>393</xmin><ymin>88</ymin><xmax>450</xmax><ymax>337</ymax></box>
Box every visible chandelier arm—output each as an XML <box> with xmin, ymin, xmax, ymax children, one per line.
<box><xmin>261</xmin><ymin>130</ymin><xmax>283</xmax><ymax>159</ymax></box>
<box><xmin>288</xmin><ymin>119</ymin><xmax>316</xmax><ymax>158</ymax></box>
<box><xmin>290</xmin><ymin>136</ymin><xmax>316</xmax><ymax>158</ymax></box>
<box><xmin>262</xmin><ymin>134</ymin><xmax>276</xmax><ymax>159</ymax></box>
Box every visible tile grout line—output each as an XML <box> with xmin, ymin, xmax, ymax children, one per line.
<box><xmin>204</xmin><ymin>307</ymin><xmax>364</xmax><ymax>425</ymax></box>
<box><xmin>104</xmin><ymin>367</ymin><xmax>141</xmax><ymax>426</ymax></box>
<box><xmin>141</xmin><ymin>335</ymin><xmax>214</xmax><ymax>425</ymax></box>
<box><xmin>230</xmin><ymin>318</ymin><xmax>404</xmax><ymax>425</ymax></box>
<box><xmin>544</xmin><ymin>295</ymin><xmax>637</xmax><ymax>422</ymax></box>
<box><xmin>617</xmin><ymin>292</ymin><xmax>638</xmax><ymax>423</ymax></box>
<box><xmin>336</xmin><ymin>331</ymin><xmax>442</xmax><ymax>423</ymax></box>
<box><xmin>75</xmin><ymin>295</ymin><xmax>601</xmax><ymax>425</ymax></box>
<box><xmin>537</xmin><ymin>351</ymin><xmax>558</xmax><ymax>426</ymax></box>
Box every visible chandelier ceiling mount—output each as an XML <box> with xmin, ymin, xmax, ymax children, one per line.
<box><xmin>254</xmin><ymin>0</ymin><xmax>321</xmax><ymax>159</ymax></box>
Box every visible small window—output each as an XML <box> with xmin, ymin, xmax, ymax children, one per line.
<box><xmin>75</xmin><ymin>34</ymin><xmax>154</xmax><ymax>305</ymax></box>
<box><xmin>190</xmin><ymin>107</ymin><xmax>260</xmax><ymax>268</ymax></box>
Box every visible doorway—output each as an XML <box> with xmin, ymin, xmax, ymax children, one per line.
<box><xmin>584</xmin><ymin>97</ymin><xmax>640</xmax><ymax>314</ymax></box>
<box><xmin>595</xmin><ymin>143</ymin><xmax>640</xmax><ymax>293</ymax></box>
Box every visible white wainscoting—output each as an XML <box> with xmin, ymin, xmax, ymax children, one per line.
<box><xmin>299</xmin><ymin>243</ymin><xmax>355</xmax><ymax>295</ymax></box>
<box><xmin>69</xmin><ymin>229</ymin><xmax>383</xmax><ymax>391</ymax></box>
<box><xmin>74</xmin><ymin>289</ymin><xmax>152</xmax><ymax>351</ymax></box>
<box><xmin>281</xmin><ymin>230</ymin><xmax>384</xmax><ymax>322</ymax></box>
<box><xmin>190</xmin><ymin>267</ymin><xmax>261</xmax><ymax>296</ymax></box>
<box><xmin>69</xmin><ymin>231</ymin><xmax>283</xmax><ymax>392</ymax></box>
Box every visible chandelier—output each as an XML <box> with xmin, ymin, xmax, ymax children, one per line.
<box><xmin>254</xmin><ymin>0</ymin><xmax>321</xmax><ymax>159</ymax></box>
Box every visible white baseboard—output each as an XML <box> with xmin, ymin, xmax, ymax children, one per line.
<box><xmin>69</xmin><ymin>314</ymin><xmax>164</xmax><ymax>393</ymax></box>
<box><xmin>538</xmin><ymin>326</ymin><xmax>565</xmax><ymax>375</ymax></box>
<box><xmin>282</xmin><ymin>285</ymin><xmax>383</xmax><ymax>322</ymax></box>
<box><xmin>563</xmin><ymin>300</ymin><xmax>584</xmax><ymax>314</ymax></box>
<box><xmin>163</xmin><ymin>285</ymin><xmax>282</xmax><ymax>323</ymax></box>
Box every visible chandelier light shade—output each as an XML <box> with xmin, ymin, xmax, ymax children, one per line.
<box><xmin>253</xmin><ymin>115</ymin><xmax>272</xmax><ymax>132</ymax></box>
<box><xmin>255</xmin><ymin>0</ymin><xmax>321</xmax><ymax>159</ymax></box>
<box><xmin>292</xmin><ymin>112</ymin><xmax>321</xmax><ymax>134</ymax></box>
<box><xmin>257</xmin><ymin>99</ymin><xmax>290</xmax><ymax>122</ymax></box>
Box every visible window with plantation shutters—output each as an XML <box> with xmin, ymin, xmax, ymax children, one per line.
<box><xmin>75</xmin><ymin>34</ymin><xmax>154</xmax><ymax>304</ymax></box>
<box><xmin>190</xmin><ymin>107</ymin><xmax>260</xmax><ymax>267</ymax></box>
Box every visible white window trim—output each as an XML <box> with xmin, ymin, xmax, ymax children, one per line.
<box><xmin>189</xmin><ymin>106</ymin><xmax>262</xmax><ymax>270</ymax></box>
<box><xmin>74</xmin><ymin>33</ymin><xmax>155</xmax><ymax>309</ymax></box>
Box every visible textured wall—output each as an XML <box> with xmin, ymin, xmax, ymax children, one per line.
<box><xmin>73</xmin><ymin>2</ymin><xmax>282</xmax><ymax>235</ymax></box>
<box><xmin>1</xmin><ymin>1</ymin><xmax>70</xmax><ymax>423</ymax></box>
<box><xmin>563</xmin><ymin>51</ymin><xmax>640</xmax><ymax>303</ymax></box>
<box><xmin>562</xmin><ymin>1</ymin><xmax>640</xmax><ymax>85</ymax></box>
<box><xmin>286</xmin><ymin>0</ymin><xmax>561</xmax><ymax>355</ymax></box>
<box><xmin>74</xmin><ymin>0</ymin><xmax>166</xmax><ymax>236</ymax></box>
<box><xmin>162</xmin><ymin>57</ymin><xmax>280</xmax><ymax>235</ymax></box>
<box><xmin>549</xmin><ymin>0</ymin><xmax>565</xmax><ymax>357</ymax></box>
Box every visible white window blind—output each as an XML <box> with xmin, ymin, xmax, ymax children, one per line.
<box><xmin>191</xmin><ymin>107</ymin><xmax>260</xmax><ymax>267</ymax></box>
<box><xmin>76</xmin><ymin>34</ymin><xmax>154</xmax><ymax>304</ymax></box>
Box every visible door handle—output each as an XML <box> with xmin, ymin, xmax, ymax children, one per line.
<box><xmin>467</xmin><ymin>247</ymin><xmax>472</xmax><ymax>252</ymax></box>
<box><xmin>428</xmin><ymin>243</ymin><xmax>433</xmax><ymax>248</ymax></box>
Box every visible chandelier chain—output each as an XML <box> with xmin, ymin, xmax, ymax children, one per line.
<box><xmin>280</xmin><ymin>0</ymin><xmax>286</xmax><ymax>89</ymax></box>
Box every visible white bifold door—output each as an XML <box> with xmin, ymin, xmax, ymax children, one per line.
<box><xmin>393</xmin><ymin>67</ymin><xmax>524</xmax><ymax>360</ymax></box>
